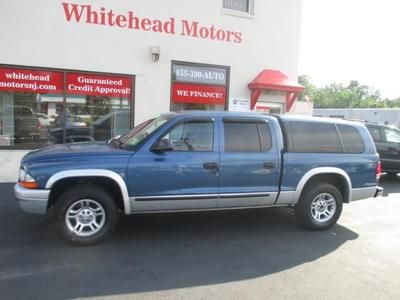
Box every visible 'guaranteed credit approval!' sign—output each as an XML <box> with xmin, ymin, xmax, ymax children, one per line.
<box><xmin>0</xmin><ymin>67</ymin><xmax>133</xmax><ymax>98</ymax></box>
<box><xmin>66</xmin><ymin>73</ymin><xmax>132</xmax><ymax>98</ymax></box>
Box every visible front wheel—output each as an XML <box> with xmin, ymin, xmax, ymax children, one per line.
<box><xmin>55</xmin><ymin>184</ymin><xmax>118</xmax><ymax>246</ymax></box>
<box><xmin>295</xmin><ymin>183</ymin><xmax>343</xmax><ymax>230</ymax></box>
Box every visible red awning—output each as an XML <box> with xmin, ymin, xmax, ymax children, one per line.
<box><xmin>248</xmin><ymin>69</ymin><xmax>304</xmax><ymax>112</ymax></box>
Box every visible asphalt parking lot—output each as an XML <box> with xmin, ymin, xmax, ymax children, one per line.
<box><xmin>1</xmin><ymin>177</ymin><xmax>400</xmax><ymax>300</ymax></box>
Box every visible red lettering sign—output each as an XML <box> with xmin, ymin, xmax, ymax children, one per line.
<box><xmin>0</xmin><ymin>68</ymin><xmax>63</xmax><ymax>93</ymax></box>
<box><xmin>62</xmin><ymin>2</ymin><xmax>242</xmax><ymax>44</ymax></box>
<box><xmin>172</xmin><ymin>83</ymin><xmax>226</xmax><ymax>105</ymax></box>
<box><xmin>66</xmin><ymin>72</ymin><xmax>132</xmax><ymax>98</ymax></box>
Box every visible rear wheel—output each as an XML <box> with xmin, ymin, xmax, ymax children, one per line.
<box><xmin>54</xmin><ymin>184</ymin><xmax>118</xmax><ymax>246</ymax></box>
<box><xmin>295</xmin><ymin>183</ymin><xmax>343</xmax><ymax>230</ymax></box>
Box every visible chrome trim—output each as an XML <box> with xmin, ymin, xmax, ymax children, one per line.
<box><xmin>14</xmin><ymin>184</ymin><xmax>50</xmax><ymax>215</ymax></box>
<box><xmin>134</xmin><ymin>194</ymin><xmax>218</xmax><ymax>200</ymax></box>
<box><xmin>131</xmin><ymin>203</ymin><xmax>290</xmax><ymax>214</ymax></box>
<box><xmin>219</xmin><ymin>192</ymin><xmax>273</xmax><ymax>197</ymax></box>
<box><xmin>293</xmin><ymin>167</ymin><xmax>352</xmax><ymax>204</ymax></box>
<box><xmin>351</xmin><ymin>186</ymin><xmax>377</xmax><ymax>201</ymax></box>
<box><xmin>46</xmin><ymin>169</ymin><xmax>131</xmax><ymax>215</ymax></box>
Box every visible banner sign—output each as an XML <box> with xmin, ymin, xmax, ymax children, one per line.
<box><xmin>172</xmin><ymin>64</ymin><xmax>227</xmax><ymax>85</ymax></box>
<box><xmin>66</xmin><ymin>72</ymin><xmax>132</xmax><ymax>98</ymax></box>
<box><xmin>0</xmin><ymin>68</ymin><xmax>63</xmax><ymax>93</ymax></box>
<box><xmin>62</xmin><ymin>2</ymin><xmax>243</xmax><ymax>44</ymax></box>
<box><xmin>172</xmin><ymin>83</ymin><xmax>226</xmax><ymax>105</ymax></box>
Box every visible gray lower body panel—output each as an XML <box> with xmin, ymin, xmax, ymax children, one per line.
<box><xmin>351</xmin><ymin>186</ymin><xmax>379</xmax><ymax>202</ymax></box>
<box><xmin>14</xmin><ymin>184</ymin><xmax>49</xmax><ymax>215</ymax></box>
<box><xmin>130</xmin><ymin>192</ymin><xmax>278</xmax><ymax>213</ymax></box>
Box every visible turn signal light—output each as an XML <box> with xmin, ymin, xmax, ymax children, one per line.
<box><xmin>18</xmin><ymin>168</ymin><xmax>38</xmax><ymax>189</ymax></box>
<box><xmin>19</xmin><ymin>181</ymin><xmax>39</xmax><ymax>189</ymax></box>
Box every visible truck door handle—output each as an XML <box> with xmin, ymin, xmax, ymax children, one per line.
<box><xmin>203</xmin><ymin>162</ymin><xmax>219</xmax><ymax>170</ymax></box>
<box><xmin>263</xmin><ymin>162</ymin><xmax>275</xmax><ymax>169</ymax></box>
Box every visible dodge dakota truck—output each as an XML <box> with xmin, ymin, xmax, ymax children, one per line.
<box><xmin>15</xmin><ymin>111</ymin><xmax>383</xmax><ymax>245</ymax></box>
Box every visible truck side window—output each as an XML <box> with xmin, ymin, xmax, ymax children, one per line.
<box><xmin>288</xmin><ymin>121</ymin><xmax>342</xmax><ymax>153</ymax></box>
<box><xmin>337</xmin><ymin>124</ymin><xmax>365</xmax><ymax>153</ymax></box>
<box><xmin>224</xmin><ymin>121</ymin><xmax>271</xmax><ymax>152</ymax></box>
<box><xmin>161</xmin><ymin>120</ymin><xmax>214</xmax><ymax>152</ymax></box>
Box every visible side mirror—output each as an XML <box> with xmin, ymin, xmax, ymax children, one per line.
<box><xmin>151</xmin><ymin>139</ymin><xmax>173</xmax><ymax>153</ymax></box>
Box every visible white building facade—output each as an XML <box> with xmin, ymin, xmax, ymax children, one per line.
<box><xmin>0</xmin><ymin>0</ymin><xmax>304</xmax><ymax>181</ymax></box>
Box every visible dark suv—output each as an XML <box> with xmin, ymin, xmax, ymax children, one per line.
<box><xmin>365</xmin><ymin>123</ymin><xmax>400</xmax><ymax>175</ymax></box>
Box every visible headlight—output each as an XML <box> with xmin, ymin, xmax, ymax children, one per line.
<box><xmin>18</xmin><ymin>167</ymin><xmax>38</xmax><ymax>189</ymax></box>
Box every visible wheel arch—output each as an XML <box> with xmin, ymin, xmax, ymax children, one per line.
<box><xmin>46</xmin><ymin>169</ymin><xmax>130</xmax><ymax>214</ymax></box>
<box><xmin>294</xmin><ymin>168</ymin><xmax>352</xmax><ymax>204</ymax></box>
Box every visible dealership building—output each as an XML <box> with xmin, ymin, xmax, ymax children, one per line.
<box><xmin>0</xmin><ymin>0</ymin><xmax>305</xmax><ymax>181</ymax></box>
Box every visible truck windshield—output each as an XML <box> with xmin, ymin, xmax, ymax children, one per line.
<box><xmin>119</xmin><ymin>115</ymin><xmax>171</xmax><ymax>149</ymax></box>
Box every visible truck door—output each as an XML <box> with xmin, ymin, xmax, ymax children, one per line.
<box><xmin>128</xmin><ymin>117</ymin><xmax>219</xmax><ymax>211</ymax></box>
<box><xmin>218</xmin><ymin>117</ymin><xmax>281</xmax><ymax>208</ymax></box>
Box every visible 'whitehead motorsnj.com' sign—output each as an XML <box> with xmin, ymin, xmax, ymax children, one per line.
<box><xmin>0</xmin><ymin>67</ymin><xmax>132</xmax><ymax>98</ymax></box>
<box><xmin>61</xmin><ymin>2</ymin><xmax>243</xmax><ymax>44</ymax></box>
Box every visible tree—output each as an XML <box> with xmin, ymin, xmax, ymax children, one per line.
<box><xmin>301</xmin><ymin>77</ymin><xmax>387</xmax><ymax>109</ymax></box>
<box><xmin>298</xmin><ymin>75</ymin><xmax>316</xmax><ymax>102</ymax></box>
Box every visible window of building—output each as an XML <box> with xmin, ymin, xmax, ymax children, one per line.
<box><xmin>224</xmin><ymin>121</ymin><xmax>271</xmax><ymax>152</ymax></box>
<box><xmin>222</xmin><ymin>0</ymin><xmax>254</xmax><ymax>16</ymax></box>
<box><xmin>171</xmin><ymin>62</ymin><xmax>229</xmax><ymax>112</ymax></box>
<box><xmin>0</xmin><ymin>65</ymin><xmax>134</xmax><ymax>149</ymax></box>
<box><xmin>337</xmin><ymin>124</ymin><xmax>365</xmax><ymax>154</ymax></box>
<box><xmin>161</xmin><ymin>120</ymin><xmax>214</xmax><ymax>152</ymax></box>
<box><xmin>287</xmin><ymin>121</ymin><xmax>342</xmax><ymax>153</ymax></box>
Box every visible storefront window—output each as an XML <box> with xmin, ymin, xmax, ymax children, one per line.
<box><xmin>171</xmin><ymin>62</ymin><xmax>229</xmax><ymax>112</ymax></box>
<box><xmin>0</xmin><ymin>68</ymin><xmax>64</xmax><ymax>148</ymax></box>
<box><xmin>0</xmin><ymin>66</ymin><xmax>134</xmax><ymax>149</ymax></box>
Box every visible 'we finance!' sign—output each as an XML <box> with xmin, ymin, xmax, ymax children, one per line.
<box><xmin>172</xmin><ymin>83</ymin><xmax>226</xmax><ymax>105</ymax></box>
<box><xmin>171</xmin><ymin>63</ymin><xmax>228</xmax><ymax>106</ymax></box>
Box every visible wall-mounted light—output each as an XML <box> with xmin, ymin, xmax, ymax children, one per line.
<box><xmin>151</xmin><ymin>45</ymin><xmax>160</xmax><ymax>62</ymax></box>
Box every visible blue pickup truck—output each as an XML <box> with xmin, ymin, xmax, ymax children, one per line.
<box><xmin>15</xmin><ymin>111</ymin><xmax>383</xmax><ymax>245</ymax></box>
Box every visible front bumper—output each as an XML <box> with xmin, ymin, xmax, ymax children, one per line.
<box><xmin>14</xmin><ymin>184</ymin><xmax>50</xmax><ymax>215</ymax></box>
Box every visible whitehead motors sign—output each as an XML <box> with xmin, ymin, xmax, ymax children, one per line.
<box><xmin>62</xmin><ymin>2</ymin><xmax>243</xmax><ymax>44</ymax></box>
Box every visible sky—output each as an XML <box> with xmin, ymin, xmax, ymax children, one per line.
<box><xmin>299</xmin><ymin>0</ymin><xmax>400</xmax><ymax>99</ymax></box>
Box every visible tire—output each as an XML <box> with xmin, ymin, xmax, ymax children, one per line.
<box><xmin>54</xmin><ymin>184</ymin><xmax>118</xmax><ymax>246</ymax></box>
<box><xmin>295</xmin><ymin>183</ymin><xmax>343</xmax><ymax>230</ymax></box>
